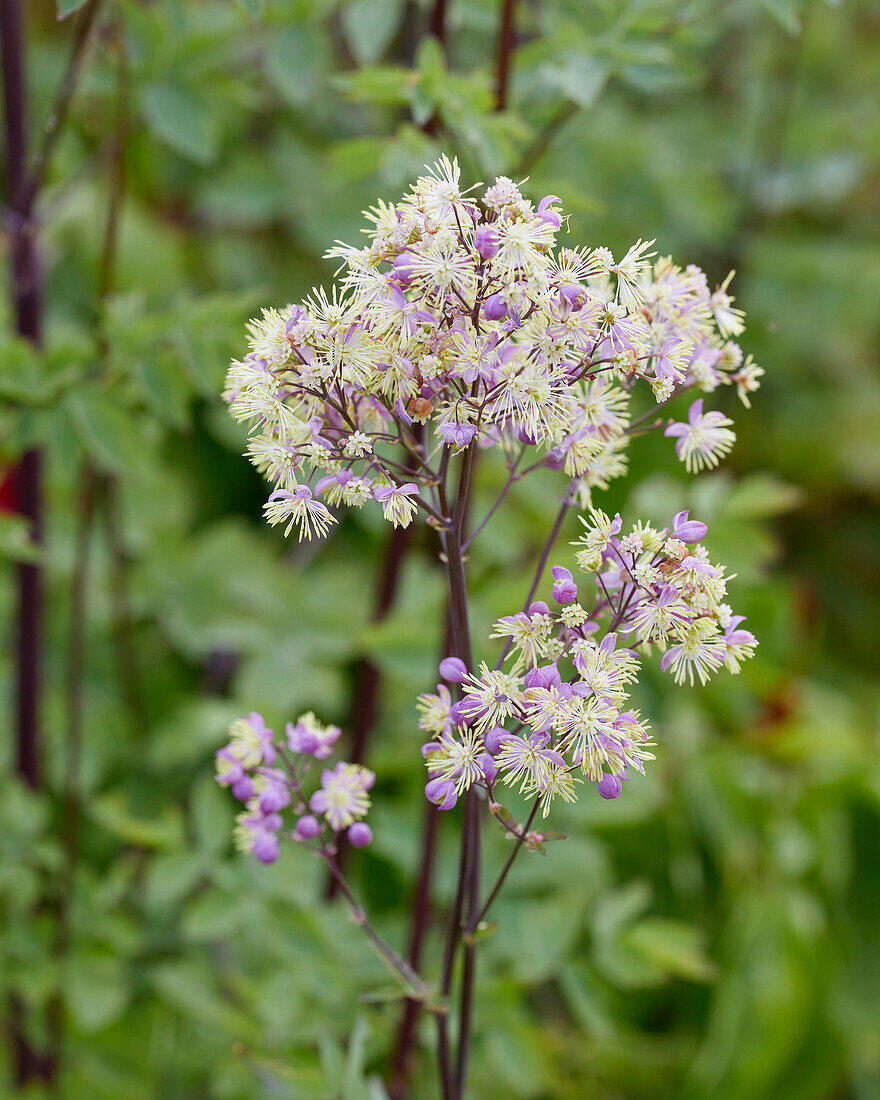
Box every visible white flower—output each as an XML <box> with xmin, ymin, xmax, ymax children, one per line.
<box><xmin>263</xmin><ymin>486</ymin><xmax>336</xmax><ymax>541</ymax></box>
<box><xmin>343</xmin><ymin>431</ymin><xmax>373</xmax><ymax>457</ymax></box>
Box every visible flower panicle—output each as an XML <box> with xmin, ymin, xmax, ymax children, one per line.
<box><xmin>224</xmin><ymin>160</ymin><xmax>760</xmax><ymax>543</ymax></box>
<box><xmin>421</xmin><ymin>508</ymin><xmax>756</xmax><ymax>820</ymax></box>
<box><xmin>215</xmin><ymin>710</ymin><xmax>374</xmax><ymax>863</ymax></box>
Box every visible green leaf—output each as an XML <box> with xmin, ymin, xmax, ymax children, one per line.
<box><xmin>546</xmin><ymin>54</ymin><xmax>610</xmax><ymax>108</ymax></box>
<box><xmin>182</xmin><ymin>890</ymin><xmax>247</xmax><ymax>941</ymax></box>
<box><xmin>0</xmin><ymin>514</ymin><xmax>42</xmax><ymax>563</ymax></box>
<box><xmin>265</xmin><ymin>25</ymin><xmax>325</xmax><ymax>106</ymax></box>
<box><xmin>63</xmin><ymin>391</ymin><xmax>141</xmax><ymax>475</ymax></box>
<box><xmin>56</xmin><ymin>0</ymin><xmax>89</xmax><ymax>18</ymax></box>
<box><xmin>151</xmin><ymin>962</ymin><xmax>261</xmax><ymax>1042</ymax></box>
<box><xmin>624</xmin><ymin>918</ymin><xmax>719</xmax><ymax>983</ymax></box>
<box><xmin>334</xmin><ymin>66</ymin><xmax>414</xmax><ymax>107</ymax></box>
<box><xmin>190</xmin><ymin>776</ymin><xmax>232</xmax><ymax>854</ymax></box>
<box><xmin>342</xmin><ymin>0</ymin><xmax>401</xmax><ymax>65</ymax></box>
<box><xmin>65</xmin><ymin>956</ymin><xmax>129</xmax><ymax>1033</ymax></box>
<box><xmin>760</xmin><ymin>0</ymin><xmax>802</xmax><ymax>35</ymax></box>
<box><xmin>140</xmin><ymin>84</ymin><xmax>219</xmax><ymax>165</ymax></box>
<box><xmin>89</xmin><ymin>791</ymin><xmax>184</xmax><ymax>850</ymax></box>
<box><xmin>724</xmin><ymin>473</ymin><xmax>804</xmax><ymax>519</ymax></box>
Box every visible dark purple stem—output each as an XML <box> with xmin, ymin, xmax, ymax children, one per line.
<box><xmin>494</xmin><ymin>0</ymin><xmax>517</xmax><ymax>111</ymax></box>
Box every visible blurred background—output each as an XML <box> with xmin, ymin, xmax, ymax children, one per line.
<box><xmin>1</xmin><ymin>0</ymin><xmax>879</xmax><ymax>1096</ymax></box>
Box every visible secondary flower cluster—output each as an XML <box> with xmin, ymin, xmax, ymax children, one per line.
<box><xmin>216</xmin><ymin>711</ymin><xmax>374</xmax><ymax>863</ymax></box>
<box><xmin>223</xmin><ymin>157</ymin><xmax>761</xmax><ymax>539</ymax></box>
<box><xmin>418</xmin><ymin>510</ymin><xmax>756</xmax><ymax>817</ymax></box>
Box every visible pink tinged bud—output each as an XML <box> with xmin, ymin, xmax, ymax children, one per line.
<box><xmin>296</xmin><ymin>814</ymin><xmax>321</xmax><ymax>840</ymax></box>
<box><xmin>528</xmin><ymin>601</ymin><xmax>552</xmax><ymax>617</ymax></box>
<box><xmin>478</xmin><ymin>753</ymin><xmax>498</xmax><ymax>785</ymax></box>
<box><xmin>672</xmin><ymin>509</ymin><xmax>708</xmax><ymax>544</ymax></box>
<box><xmin>484</xmin><ymin>727</ymin><xmax>509</xmax><ymax>755</ymax></box>
<box><xmin>439</xmin><ymin>657</ymin><xmax>468</xmax><ymax>683</ymax></box>
<box><xmin>348</xmin><ymin>822</ymin><xmax>373</xmax><ymax>848</ymax></box>
<box><xmin>252</xmin><ymin>831</ymin><xmax>280</xmax><ymax>864</ymax></box>
<box><xmin>483</xmin><ymin>292</ymin><xmax>507</xmax><ymax>321</ymax></box>
<box><xmin>598</xmin><ymin>774</ymin><xmax>623</xmax><ymax>800</ymax></box>
<box><xmin>474</xmin><ymin>226</ymin><xmax>499</xmax><ymax>259</ymax></box>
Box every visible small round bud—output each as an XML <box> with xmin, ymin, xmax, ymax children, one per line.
<box><xmin>348</xmin><ymin>822</ymin><xmax>373</xmax><ymax>848</ymax></box>
<box><xmin>252</xmin><ymin>831</ymin><xmax>280</xmax><ymax>864</ymax></box>
<box><xmin>483</xmin><ymin>293</ymin><xmax>507</xmax><ymax>321</ymax></box>
<box><xmin>295</xmin><ymin>814</ymin><xmax>321</xmax><ymax>839</ymax></box>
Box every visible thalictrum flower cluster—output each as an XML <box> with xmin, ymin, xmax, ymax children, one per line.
<box><xmin>418</xmin><ymin>510</ymin><xmax>756</xmax><ymax>818</ymax></box>
<box><xmin>223</xmin><ymin>157</ymin><xmax>761</xmax><ymax>539</ymax></box>
<box><xmin>216</xmin><ymin>711</ymin><xmax>374</xmax><ymax>863</ymax></box>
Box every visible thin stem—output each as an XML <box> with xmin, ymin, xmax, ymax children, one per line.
<box><xmin>462</xmin><ymin>449</ymin><xmax>524</xmax><ymax>551</ymax></box>
<box><xmin>22</xmin><ymin>0</ymin><xmax>102</xmax><ymax>209</ymax></box>
<box><xmin>322</xmin><ymin>851</ymin><xmax>432</xmax><ymax>1001</ymax></box>
<box><xmin>472</xmin><ymin>797</ymin><xmax>540</xmax><ymax>929</ymax></box>
<box><xmin>388</xmin><ymin>801</ymin><xmax>440</xmax><ymax>1100</ymax></box>
<box><xmin>328</xmin><ymin>518</ymin><xmax>413</xmax><ymax>895</ymax></box>
<box><xmin>497</xmin><ymin>490</ymin><xmax>574</xmax><ymax>669</ymax></box>
<box><xmin>49</xmin><ymin>462</ymin><xmax>97</xmax><ymax>1063</ymax></box>
<box><xmin>454</xmin><ymin>788</ymin><xmax>481</xmax><ymax>1093</ymax></box>
<box><xmin>514</xmin><ymin>100</ymin><xmax>577</xmax><ymax>177</ymax></box>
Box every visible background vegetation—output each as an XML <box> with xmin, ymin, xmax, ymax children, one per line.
<box><xmin>1</xmin><ymin>0</ymin><xmax>878</xmax><ymax>1096</ymax></box>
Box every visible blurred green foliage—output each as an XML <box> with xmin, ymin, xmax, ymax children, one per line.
<box><xmin>1</xmin><ymin>0</ymin><xmax>878</xmax><ymax>1096</ymax></box>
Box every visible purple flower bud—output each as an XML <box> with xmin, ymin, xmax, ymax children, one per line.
<box><xmin>551</xmin><ymin>565</ymin><xmax>578</xmax><ymax>605</ymax></box>
<box><xmin>474</xmin><ymin>226</ymin><xmax>499</xmax><ymax>259</ymax></box>
<box><xmin>439</xmin><ymin>657</ymin><xmax>468</xmax><ymax>683</ymax></box>
<box><xmin>478</xmin><ymin>753</ymin><xmax>498</xmax><ymax>785</ymax></box>
<box><xmin>348</xmin><ymin>822</ymin><xmax>373</xmax><ymax>848</ymax></box>
<box><xmin>672</xmin><ymin>509</ymin><xmax>708</xmax><ymax>544</ymax></box>
<box><xmin>392</xmin><ymin>252</ymin><xmax>417</xmax><ymax>284</ymax></box>
<box><xmin>258</xmin><ymin>779</ymin><xmax>291</xmax><ymax>814</ymax></box>
<box><xmin>484</xmin><ymin>727</ymin><xmax>509</xmax><ymax>755</ymax></box>
<box><xmin>231</xmin><ymin>776</ymin><xmax>254</xmax><ymax>802</ymax></box>
<box><xmin>296</xmin><ymin>814</ymin><xmax>321</xmax><ymax>839</ymax></box>
<box><xmin>523</xmin><ymin>664</ymin><xmax>561</xmax><ymax>690</ymax></box>
<box><xmin>425</xmin><ymin>776</ymin><xmax>458</xmax><ymax>811</ymax></box>
<box><xmin>251</xmin><ymin>830</ymin><xmax>280</xmax><ymax>864</ymax></box>
<box><xmin>598</xmin><ymin>774</ymin><xmax>623</xmax><ymax>800</ymax></box>
<box><xmin>483</xmin><ymin>292</ymin><xmax>507</xmax><ymax>321</ymax></box>
<box><xmin>528</xmin><ymin>601</ymin><xmax>552</xmax><ymax>617</ymax></box>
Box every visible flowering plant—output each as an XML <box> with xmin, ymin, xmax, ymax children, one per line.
<box><xmin>217</xmin><ymin>158</ymin><xmax>761</xmax><ymax>1098</ymax></box>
